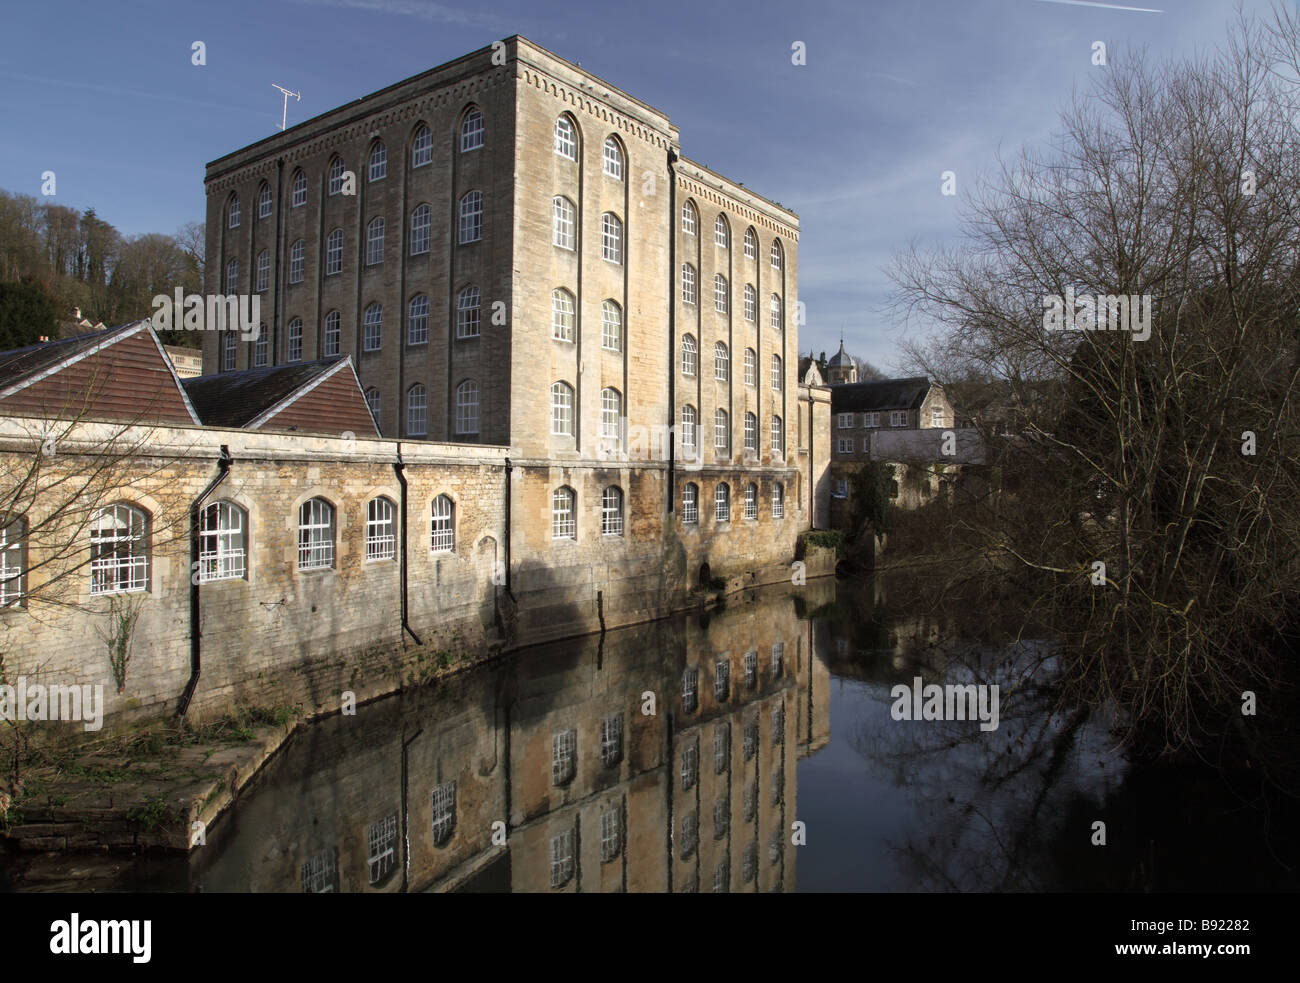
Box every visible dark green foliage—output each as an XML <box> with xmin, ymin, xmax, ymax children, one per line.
<box><xmin>0</xmin><ymin>277</ymin><xmax>58</xmax><ymax>349</ymax></box>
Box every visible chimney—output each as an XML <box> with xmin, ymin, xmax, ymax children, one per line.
<box><xmin>74</xmin><ymin>307</ymin><xmax>81</xmax><ymax>319</ymax></box>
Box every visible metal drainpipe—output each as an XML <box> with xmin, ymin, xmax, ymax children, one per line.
<box><xmin>667</xmin><ymin>150</ymin><xmax>678</xmax><ymax>510</ymax></box>
<box><xmin>394</xmin><ymin>445</ymin><xmax>422</xmax><ymax>646</ymax></box>
<box><xmin>178</xmin><ymin>444</ymin><xmax>233</xmax><ymax>717</ymax></box>
<box><xmin>503</xmin><ymin>457</ymin><xmax>513</xmax><ymax>598</ymax></box>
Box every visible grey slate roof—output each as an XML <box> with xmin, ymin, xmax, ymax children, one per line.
<box><xmin>830</xmin><ymin>376</ymin><xmax>932</xmax><ymax>413</ymax></box>
<box><xmin>0</xmin><ymin>321</ymin><xmax>144</xmax><ymax>392</ymax></box>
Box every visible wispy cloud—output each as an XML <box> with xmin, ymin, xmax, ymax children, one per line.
<box><xmin>1033</xmin><ymin>0</ymin><xmax>1163</xmax><ymax>12</ymax></box>
<box><xmin>287</xmin><ymin>0</ymin><xmax>510</xmax><ymax>29</ymax></box>
<box><xmin>0</xmin><ymin>70</ymin><xmax>253</xmax><ymax>115</ymax></box>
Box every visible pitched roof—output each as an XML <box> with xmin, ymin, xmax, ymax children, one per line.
<box><xmin>0</xmin><ymin>321</ymin><xmax>142</xmax><ymax>392</ymax></box>
<box><xmin>182</xmin><ymin>359</ymin><xmax>352</xmax><ymax>428</ymax></box>
<box><xmin>830</xmin><ymin>376</ymin><xmax>933</xmax><ymax>413</ymax></box>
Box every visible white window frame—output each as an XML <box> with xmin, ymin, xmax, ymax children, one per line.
<box><xmin>601</xmin><ymin>486</ymin><xmax>624</xmax><ymax>536</ymax></box>
<box><xmin>681</xmin><ymin>404</ymin><xmax>696</xmax><ymax>451</ymax></box>
<box><xmin>744</xmin><ymin>412</ymin><xmax>757</xmax><ymax>452</ymax></box>
<box><xmin>407</xmin><ymin>384</ymin><xmax>427</xmax><ymax>436</ymax></box>
<box><xmin>460</xmin><ymin>109</ymin><xmax>484</xmax><ymax>152</ymax></box>
<box><xmin>410</xmin><ymin>203</ymin><xmax>431</xmax><ymax>256</ymax></box>
<box><xmin>714</xmin><ymin>409</ymin><xmax>729</xmax><ymax>451</ymax></box>
<box><xmin>328</xmin><ymin>156</ymin><xmax>345</xmax><ymax>196</ymax></box>
<box><xmin>431</xmin><ymin>495</ymin><xmax>454</xmax><ymax>552</ymax></box>
<box><xmin>408</xmin><ymin>294</ymin><xmax>430</xmax><ymax>346</ymax></box>
<box><xmin>681</xmin><ymin>263</ymin><xmax>696</xmax><ymax>305</ymax></box>
<box><xmin>257</xmin><ymin>184</ymin><xmax>272</xmax><ymax>218</ymax></box>
<box><xmin>891</xmin><ymin>410</ymin><xmax>908</xmax><ymax>428</ymax></box>
<box><xmin>744</xmin><ymin>348</ymin><xmax>756</xmax><ymax>386</ymax></box>
<box><xmin>288</xmin><ymin>239</ymin><xmax>304</xmax><ymax>284</ymax></box>
<box><xmin>366</xmin><ymin>216</ymin><xmax>385</xmax><ymax>266</ymax></box>
<box><xmin>602</xmin><ymin>137</ymin><xmax>622</xmax><ymax>179</ymax></box>
<box><xmin>287</xmin><ymin>318</ymin><xmax>303</xmax><ymax>362</ymax></box>
<box><xmin>714</xmin><ymin>342</ymin><xmax>728</xmax><ymax>381</ymax></box>
<box><xmin>325</xmin><ymin>229</ymin><xmax>343</xmax><ymax>276</ymax></box>
<box><xmin>838</xmin><ymin>413</ymin><xmax>854</xmax><ymax>429</ymax></box>
<box><xmin>90</xmin><ymin>504</ymin><xmax>148</xmax><ymax>595</ymax></box>
<box><xmin>432</xmin><ymin>781</ymin><xmax>456</xmax><ymax>844</ymax></box>
<box><xmin>682</xmin><ymin>483</ymin><xmax>699</xmax><ymax>524</ymax></box>
<box><xmin>601</xmin><ymin>212</ymin><xmax>622</xmax><ymax>264</ymax></box>
<box><xmin>198</xmin><ymin>501</ymin><xmax>246</xmax><ymax>582</ymax></box>
<box><xmin>323</xmin><ymin>311</ymin><xmax>340</xmax><ymax>357</ymax></box>
<box><xmin>771</xmin><ymin>415</ymin><xmax>783</xmax><ymax>454</ymax></box>
<box><xmin>552</xmin><ymin>196</ymin><xmax>575</xmax><ymax>249</ymax></box>
<box><xmin>552</xmin><ymin>487</ymin><xmax>576</xmax><ymax>539</ymax></box>
<box><xmin>714</xmin><ymin>274</ymin><xmax>728</xmax><ymax>313</ymax></box>
<box><xmin>601</xmin><ymin>300</ymin><xmax>621</xmax><ymax>352</ymax></box>
<box><xmin>744</xmin><ymin>484</ymin><xmax>757</xmax><ymax>520</ymax></box>
<box><xmin>227</xmin><ymin>194</ymin><xmax>240</xmax><ymax>229</ymax></box>
<box><xmin>772</xmin><ymin>354</ymin><xmax>783</xmax><ymax>390</ymax></box>
<box><xmin>554</xmin><ymin>116</ymin><xmax>577</xmax><ymax>160</ymax></box>
<box><xmin>412</xmin><ymin>125</ymin><xmax>433</xmax><ymax>167</ymax></box>
<box><xmin>455</xmin><ymin>380</ymin><xmax>480</xmax><ymax>435</ymax></box>
<box><xmin>456</xmin><ymin>286</ymin><xmax>480</xmax><ymax>339</ymax></box>
<box><xmin>297</xmin><ymin>498</ymin><xmax>335</xmax><ymax>571</ymax></box>
<box><xmin>714</xmin><ymin>214</ymin><xmax>729</xmax><ymax>248</ymax></box>
<box><xmin>744</xmin><ymin>227</ymin><xmax>757</xmax><ymax>259</ymax></box>
<box><xmin>600</xmin><ymin>388</ymin><xmax>621</xmax><ymax>441</ymax></box>
<box><xmin>363</xmin><ymin>303</ymin><xmax>382</xmax><ymax>352</ymax></box>
<box><xmin>368</xmin><ymin>142</ymin><xmax>387</xmax><ymax>182</ymax></box>
<box><xmin>681</xmin><ymin>333</ymin><xmax>697</xmax><ymax>376</ymax></box>
<box><xmin>291</xmin><ymin>170</ymin><xmax>306</xmax><ymax>207</ymax></box>
<box><xmin>715</xmin><ymin>483</ymin><xmax>730</xmax><ymax>522</ymax></box>
<box><xmin>552</xmin><ymin>728</ymin><xmax>577</xmax><ymax>786</ymax></box>
<box><xmin>681</xmin><ymin>201</ymin><xmax>696</xmax><ymax>235</ymax></box>
<box><xmin>367</xmin><ymin>497</ymin><xmax>396</xmax><ymax>561</ymax></box>
<box><xmin>458</xmin><ymin>191</ymin><xmax>482</xmax><ymax>244</ymax></box>
<box><xmin>772</xmin><ymin>484</ymin><xmax>785</xmax><ymax>519</ymax></box>
<box><xmin>601</xmin><ymin>714</ymin><xmax>624</xmax><ymax>767</ymax></box>
<box><xmin>550</xmin><ymin>382</ymin><xmax>574</xmax><ymax>436</ymax></box>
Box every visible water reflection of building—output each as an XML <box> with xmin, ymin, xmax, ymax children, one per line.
<box><xmin>191</xmin><ymin>582</ymin><xmax>832</xmax><ymax>892</ymax></box>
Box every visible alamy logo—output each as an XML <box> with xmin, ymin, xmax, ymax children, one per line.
<box><xmin>0</xmin><ymin>676</ymin><xmax>103</xmax><ymax>731</ymax></box>
<box><xmin>49</xmin><ymin>914</ymin><xmax>151</xmax><ymax>963</ymax></box>
<box><xmin>1042</xmin><ymin>287</ymin><xmax>1152</xmax><ymax>342</ymax></box>
<box><xmin>890</xmin><ymin>675</ymin><xmax>1000</xmax><ymax>732</ymax></box>
<box><xmin>151</xmin><ymin>288</ymin><xmax>261</xmax><ymax>341</ymax></box>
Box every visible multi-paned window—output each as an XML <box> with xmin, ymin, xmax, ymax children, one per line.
<box><xmin>600</xmin><ymin>388</ymin><xmax>621</xmax><ymax>441</ymax></box>
<box><xmin>932</xmin><ymin>407</ymin><xmax>944</xmax><ymax>426</ymax></box>
<box><xmin>601</xmin><ymin>212</ymin><xmax>622</xmax><ymax>263</ymax></box>
<box><xmin>772</xmin><ymin>484</ymin><xmax>784</xmax><ymax>519</ymax></box>
<box><xmin>771</xmin><ymin>293</ymin><xmax>783</xmax><ymax>331</ymax></box>
<box><xmin>744</xmin><ymin>483</ymin><xmax>758</xmax><ymax>520</ymax></box>
<box><xmin>550</xmin><ymin>382</ymin><xmax>574</xmax><ymax>435</ymax></box>
<box><xmin>714</xmin><ymin>409</ymin><xmax>729</xmax><ymax>451</ymax></box>
<box><xmin>744</xmin><ymin>348</ymin><xmax>756</xmax><ymax>386</ymax></box>
<box><xmin>602</xmin><ymin>136</ymin><xmax>622</xmax><ymax>178</ymax></box>
<box><xmin>680</xmin><ymin>812</ymin><xmax>698</xmax><ymax>859</ymax></box>
<box><xmin>715</xmin><ymin>214</ymin><xmax>729</xmax><ymax>248</ymax></box>
<box><xmin>890</xmin><ymin>410</ymin><xmax>908</xmax><ymax>427</ymax></box>
<box><xmin>744</xmin><ymin>227</ymin><xmax>757</xmax><ymax>259</ymax></box>
<box><xmin>681</xmin><ymin>201</ymin><xmax>697</xmax><ymax>235</ymax></box>
<box><xmin>363</xmin><ymin>303</ymin><xmax>382</xmax><ymax>351</ymax></box>
<box><xmin>407</xmin><ymin>384</ymin><xmax>427</xmax><ymax>436</ymax></box>
<box><xmin>291</xmin><ymin>169</ymin><xmax>306</xmax><ymax>207</ymax></box>
<box><xmin>89</xmin><ymin>504</ymin><xmax>148</xmax><ymax>595</ymax></box>
<box><xmin>366</xmin><ymin>217</ymin><xmax>385</xmax><ymax>266</ymax></box>
<box><xmin>431</xmin><ymin>495</ymin><xmax>454</xmax><ymax>552</ymax></box>
<box><xmin>325</xmin><ymin>229</ymin><xmax>343</xmax><ymax>276</ymax></box>
<box><xmin>410</xmin><ymin>203</ymin><xmax>431</xmax><ymax>255</ymax></box>
<box><xmin>772</xmin><ymin>354</ymin><xmax>783</xmax><ymax>390</ymax></box>
<box><xmin>682</xmin><ymin>668</ymin><xmax>699</xmax><ymax>715</ymax></box>
<box><xmin>551</xmin><ymin>486</ymin><xmax>576</xmax><ymax>539</ymax></box>
<box><xmin>248</xmin><ymin>246</ymin><xmax>265</xmax><ymax>290</ymax></box>
<box><xmin>255</xmin><ymin>329</ymin><xmax>268</xmax><ymax>366</ymax></box>
<box><xmin>714</xmin><ymin>862</ymin><xmax>730</xmax><ymax>893</ymax></box>
<box><xmin>771</xmin><ymin>239</ymin><xmax>783</xmax><ymax>271</ymax></box>
<box><xmin>744</xmin><ymin>718</ymin><xmax>758</xmax><ymax>762</ymax></box>
<box><xmin>552</xmin><ymin>728</ymin><xmax>577</xmax><ymax>785</ymax></box>
<box><xmin>601</xmin><ymin>300</ymin><xmax>621</xmax><ymax>351</ymax></box>
<box><xmin>327</xmin><ymin>156</ymin><xmax>345</xmax><ymax>195</ymax></box>
<box><xmin>460</xmin><ymin>109</ymin><xmax>484</xmax><ymax>151</ymax></box>
<box><xmin>552</xmin><ymin>196</ymin><xmax>575</xmax><ymax>249</ymax></box>
<box><xmin>323</xmin><ymin>310</ymin><xmax>340</xmax><ymax>357</ymax></box>
<box><xmin>198</xmin><ymin>502</ymin><xmax>246</xmax><ymax>582</ymax></box>
<box><xmin>411</xmin><ymin>124</ymin><xmax>432</xmax><ymax>167</ymax></box>
<box><xmin>682</xmin><ymin>482</ymin><xmax>699</xmax><ymax>524</ymax></box>
<box><xmin>367</xmin><ymin>813</ymin><xmax>397</xmax><ymax>883</ymax></box>
<box><xmin>715</xmin><ymin>658</ymin><xmax>730</xmax><ymax>701</ymax></box>
<box><xmin>714</xmin><ymin>722</ymin><xmax>730</xmax><ymax>773</ymax></box>
<box><xmin>551</xmin><ymin>288</ymin><xmax>575</xmax><ymax>341</ymax></box>
<box><xmin>681</xmin><ymin>333</ymin><xmax>697</xmax><ymax>376</ymax></box>
<box><xmin>601</xmin><ymin>714</ymin><xmax>624</xmax><ymax>768</ymax></box>
<box><xmin>458</xmin><ymin>191</ymin><xmax>482</xmax><ymax>243</ymax></box>
<box><xmin>680</xmin><ymin>404</ymin><xmax>696</xmax><ymax>452</ymax></box>
<box><xmin>222</xmin><ymin>331</ymin><xmax>236</xmax><ymax>371</ymax></box>
<box><xmin>366</xmin><ymin>497</ymin><xmax>396</xmax><ymax>561</ymax></box>
<box><xmin>225</xmin><ymin>259</ymin><xmax>238</xmax><ymax>294</ymax></box>
<box><xmin>715</xmin><ymin>483</ymin><xmax>730</xmax><ymax>522</ymax></box>
<box><xmin>681</xmin><ymin>263</ymin><xmax>696</xmax><ymax>304</ymax></box>
<box><xmin>772</xmin><ymin>415</ymin><xmax>783</xmax><ymax>454</ymax></box>
<box><xmin>365</xmin><ymin>388</ymin><xmax>381</xmax><ymax>426</ymax></box>
<box><xmin>714</xmin><ymin>274</ymin><xmax>728</xmax><ymax>313</ymax></box>
<box><xmin>456</xmin><ymin>286</ymin><xmax>480</xmax><ymax>339</ymax></box>
<box><xmin>288</xmin><ymin>239</ymin><xmax>304</xmax><ymax>283</ymax></box>
<box><xmin>301</xmin><ymin>849</ymin><xmax>336</xmax><ymax>893</ymax></box>
<box><xmin>227</xmin><ymin>194</ymin><xmax>240</xmax><ymax>229</ymax></box>
<box><xmin>772</xmin><ymin>640</ymin><xmax>785</xmax><ymax>677</ymax></box>
<box><xmin>455</xmin><ymin>379</ymin><xmax>480</xmax><ymax>435</ymax></box>
<box><xmin>368</xmin><ymin>142</ymin><xmax>387</xmax><ymax>182</ymax></box>
<box><xmin>408</xmin><ymin>294</ymin><xmax>430</xmax><ymax>345</ymax></box>
<box><xmin>550</xmin><ymin>829</ymin><xmax>575</xmax><ymax>888</ymax></box>
<box><xmin>744</xmin><ymin>412</ymin><xmax>757</xmax><ymax>452</ymax></box>
<box><xmin>287</xmin><ymin>318</ymin><xmax>303</xmax><ymax>362</ymax></box>
<box><xmin>432</xmin><ymin>781</ymin><xmax>456</xmax><ymax>845</ymax></box>
<box><xmin>297</xmin><ymin>498</ymin><xmax>335</xmax><ymax>571</ymax></box>
<box><xmin>771</xmin><ymin>702</ymin><xmax>785</xmax><ymax>745</ymax></box>
<box><xmin>865</xmin><ymin>412</ymin><xmax>881</xmax><ymax>428</ymax></box>
<box><xmin>714</xmin><ymin>342</ymin><xmax>729</xmax><ymax>381</ymax></box>
<box><xmin>837</xmin><ymin>437</ymin><xmax>854</xmax><ymax>454</ymax></box>
<box><xmin>744</xmin><ymin>650</ymin><xmax>757</xmax><ymax>689</ymax></box>
<box><xmin>554</xmin><ymin>116</ymin><xmax>577</xmax><ymax>159</ymax></box>
<box><xmin>744</xmin><ymin>284</ymin><xmax>756</xmax><ymax>322</ymax></box>
<box><xmin>600</xmin><ymin>808</ymin><xmax>621</xmax><ymax>862</ymax></box>
<box><xmin>258</xmin><ymin>183</ymin><xmax>272</xmax><ymax>218</ymax></box>
<box><xmin>681</xmin><ymin>738</ymin><xmax>699</xmax><ymax>789</ymax></box>
<box><xmin>838</xmin><ymin>413</ymin><xmax>855</xmax><ymax>429</ymax></box>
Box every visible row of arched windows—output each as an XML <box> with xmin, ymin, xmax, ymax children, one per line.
<box><xmin>360</xmin><ymin>380</ymin><xmax>481</xmax><ymax>436</ymax></box>
<box><xmin>681</xmin><ymin>202</ymin><xmax>785</xmax><ymax>271</ymax></box>
<box><xmin>549</xmin><ymin>485</ymin><xmax>625</xmax><ymax>539</ymax></box>
<box><xmin>680</xmin><ymin>335</ymin><xmax>782</xmax><ymax>390</ymax></box>
<box><xmin>679</xmin><ymin>405</ymin><xmax>783</xmax><ymax>455</ymax></box>
<box><xmin>547</xmin><ymin>291</ymin><xmax>623</xmax><ymax>351</ymax></box>
<box><xmin>680</xmin><ymin>264</ymin><xmax>783</xmax><ymax>327</ymax></box>
<box><xmin>225</xmin><ymin>109</ymin><xmax>488</xmax><ymax>230</ymax></box>
<box><xmin>679</xmin><ymin>481</ymin><xmax>785</xmax><ymax>525</ymax></box>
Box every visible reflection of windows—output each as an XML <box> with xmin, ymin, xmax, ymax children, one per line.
<box><xmin>744</xmin><ymin>718</ymin><xmax>758</xmax><ymax>762</ymax></box>
<box><xmin>744</xmin><ymin>651</ymin><xmax>757</xmax><ymax>689</ymax></box>
<box><xmin>198</xmin><ymin>502</ymin><xmax>246</xmax><ymax>582</ymax></box>
<box><xmin>1</xmin><ymin>518</ymin><xmax>25</xmax><ymax>607</ymax></box>
<box><xmin>714</xmin><ymin>797</ymin><xmax>729</xmax><ymax>839</ymax></box>
<box><xmin>601</xmin><ymin>808</ymin><xmax>621</xmax><ymax>862</ymax></box>
<box><xmin>714</xmin><ymin>723</ymin><xmax>730</xmax><ymax>773</ymax></box>
<box><xmin>601</xmin><ymin>714</ymin><xmax>624</xmax><ymax>767</ymax></box>
<box><xmin>550</xmin><ymin>828</ymin><xmax>575</xmax><ymax>888</ymax></box>
<box><xmin>680</xmin><ymin>812</ymin><xmax>698</xmax><ymax>859</ymax></box>
<box><xmin>301</xmin><ymin>848</ymin><xmax>336</xmax><ymax>893</ymax></box>
<box><xmin>681</xmin><ymin>739</ymin><xmax>699</xmax><ymax>790</ymax></box>
<box><xmin>714</xmin><ymin>863</ymin><xmax>729</xmax><ymax>893</ymax></box>
<box><xmin>744</xmin><ymin>781</ymin><xmax>757</xmax><ymax>822</ymax></box>
<box><xmin>743</xmin><ymin>844</ymin><xmax>757</xmax><ymax>882</ymax></box>
<box><xmin>432</xmin><ymin>781</ymin><xmax>457</xmax><ymax>845</ymax></box>
<box><xmin>772</xmin><ymin>641</ymin><xmax>785</xmax><ymax>677</ymax></box>
<box><xmin>90</xmin><ymin>504</ymin><xmax>149</xmax><ymax>594</ymax></box>
<box><xmin>367</xmin><ymin>813</ymin><xmax>397</xmax><ymax>883</ymax></box>
<box><xmin>771</xmin><ymin>702</ymin><xmax>785</xmax><ymax>744</ymax></box>
<box><xmin>715</xmin><ymin>659</ymin><xmax>730</xmax><ymax>701</ymax></box>
<box><xmin>682</xmin><ymin>668</ymin><xmax>699</xmax><ymax>715</ymax></box>
<box><xmin>552</xmin><ymin>728</ymin><xmax>576</xmax><ymax>785</ymax></box>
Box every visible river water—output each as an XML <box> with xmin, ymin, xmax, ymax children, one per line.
<box><xmin>7</xmin><ymin>573</ymin><xmax>1293</xmax><ymax>892</ymax></box>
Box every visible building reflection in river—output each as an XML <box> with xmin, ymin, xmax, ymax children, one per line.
<box><xmin>191</xmin><ymin>579</ymin><xmax>834</xmax><ymax>892</ymax></box>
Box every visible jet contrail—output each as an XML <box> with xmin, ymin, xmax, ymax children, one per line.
<box><xmin>1034</xmin><ymin>0</ymin><xmax>1163</xmax><ymax>12</ymax></box>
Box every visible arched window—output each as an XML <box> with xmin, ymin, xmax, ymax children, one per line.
<box><xmin>551</xmin><ymin>288</ymin><xmax>575</xmax><ymax>341</ymax></box>
<box><xmin>681</xmin><ymin>404</ymin><xmax>697</xmax><ymax>451</ymax></box>
<box><xmin>412</xmin><ymin>124</ymin><xmax>433</xmax><ymax>167</ymax></box>
<box><xmin>744</xmin><ymin>348</ymin><xmax>756</xmax><ymax>386</ymax></box>
<box><xmin>366</xmin><ymin>497</ymin><xmax>396</xmax><ymax>560</ymax></box>
<box><xmin>365</xmin><ymin>217</ymin><xmax>385</xmax><ymax>266</ymax></box>
<box><xmin>681</xmin><ymin>333</ymin><xmax>697</xmax><ymax>376</ymax></box>
<box><xmin>327</xmin><ymin>156</ymin><xmax>345</xmax><ymax>195</ymax></box>
<box><xmin>601</xmin><ymin>486</ymin><xmax>624</xmax><ymax>536</ymax></box>
<box><xmin>458</xmin><ymin>191</ymin><xmax>482</xmax><ymax>243</ymax></box>
<box><xmin>298</xmin><ymin>498</ymin><xmax>335</xmax><ymax>570</ymax></box>
<box><xmin>363</xmin><ymin>303</ymin><xmax>383</xmax><ymax>351</ymax></box>
<box><xmin>601</xmin><ymin>212</ymin><xmax>622</xmax><ymax>264</ymax></box>
<box><xmin>456</xmin><ymin>285</ymin><xmax>480</xmax><ymax>339</ymax></box>
<box><xmin>407</xmin><ymin>384</ymin><xmax>427</xmax><ymax>436</ymax></box>
<box><xmin>552</xmin><ymin>196</ymin><xmax>575</xmax><ymax>249</ymax></box>
<box><xmin>714</xmin><ymin>342</ymin><xmax>729</xmax><ymax>381</ymax></box>
<box><xmin>550</xmin><ymin>381</ymin><xmax>575</xmax><ymax>436</ymax></box>
<box><xmin>460</xmin><ymin>108</ymin><xmax>484</xmax><ymax>152</ymax></box>
<box><xmin>714</xmin><ymin>409</ymin><xmax>729</xmax><ymax>450</ymax></box>
<box><xmin>552</xmin><ymin>486</ymin><xmax>576</xmax><ymax>539</ymax></box>
<box><xmin>714</xmin><ymin>214</ymin><xmax>729</xmax><ymax>248</ymax></box>
<box><xmin>325</xmin><ymin>229</ymin><xmax>343</xmax><ymax>275</ymax></box>
<box><xmin>225</xmin><ymin>259</ymin><xmax>238</xmax><ymax>294</ymax></box>
<box><xmin>603</xmin><ymin>136</ymin><xmax>623</xmax><ymax>179</ymax></box>
<box><xmin>681</xmin><ymin>263</ymin><xmax>696</xmax><ymax>304</ymax></box>
<box><xmin>554</xmin><ymin>116</ymin><xmax>577</xmax><ymax>159</ymax></box>
<box><xmin>291</xmin><ymin>169</ymin><xmax>307</xmax><ymax>207</ymax></box>
<box><xmin>744</xmin><ymin>284</ymin><xmax>756</xmax><ymax>322</ymax></box>
<box><xmin>771</xmin><ymin>293</ymin><xmax>783</xmax><ymax>331</ymax></box>
<box><xmin>744</xmin><ymin>227</ymin><xmax>757</xmax><ymax>259</ymax></box>
<box><xmin>771</xmin><ymin>415</ymin><xmax>784</xmax><ymax>454</ymax></box>
<box><xmin>257</xmin><ymin>183</ymin><xmax>272</xmax><ymax>219</ymax></box>
<box><xmin>287</xmin><ymin>318</ymin><xmax>303</xmax><ymax>362</ymax></box>
<box><xmin>744</xmin><ymin>412</ymin><xmax>757</xmax><ymax>452</ymax></box>
<box><xmin>771</xmin><ymin>354</ymin><xmax>783</xmax><ymax>390</ymax></box>
<box><xmin>368</xmin><ymin>141</ymin><xmax>387</xmax><ymax>181</ymax></box>
<box><xmin>600</xmin><ymin>387</ymin><xmax>622</xmax><ymax>440</ymax></box>
<box><xmin>682</xmin><ymin>482</ymin><xmax>699</xmax><ymax>524</ymax></box>
<box><xmin>365</xmin><ymin>387</ymin><xmax>381</xmax><ymax>426</ymax></box>
<box><xmin>601</xmin><ymin>300</ymin><xmax>622</xmax><ymax>352</ymax></box>
<box><xmin>410</xmin><ymin>203</ymin><xmax>432</xmax><ymax>255</ymax></box>
<box><xmin>681</xmin><ymin>201</ymin><xmax>697</xmax><ymax>235</ymax></box>
<box><xmin>255</xmin><ymin>249</ymin><xmax>270</xmax><ymax>292</ymax></box>
<box><xmin>455</xmin><ymin>379</ymin><xmax>479</xmax><ymax>435</ymax></box>
<box><xmin>254</xmin><ymin>329</ymin><xmax>269</xmax><ymax>366</ymax></box>
<box><xmin>772</xmin><ymin>483</ymin><xmax>785</xmax><ymax>519</ymax></box>
<box><xmin>222</xmin><ymin>331</ymin><xmax>237</xmax><ymax>371</ymax></box>
<box><xmin>431</xmin><ymin>495</ymin><xmax>455</xmax><ymax>552</ymax></box>
<box><xmin>745</xmin><ymin>483</ymin><xmax>758</xmax><ymax>520</ymax></box>
<box><xmin>715</xmin><ymin>483</ymin><xmax>731</xmax><ymax>522</ymax></box>
<box><xmin>714</xmin><ymin>274</ymin><xmax>728</xmax><ymax>314</ymax></box>
<box><xmin>90</xmin><ymin>504</ymin><xmax>149</xmax><ymax>594</ymax></box>
<box><xmin>198</xmin><ymin>501</ymin><xmax>247</xmax><ymax>582</ymax></box>
<box><xmin>771</xmin><ymin>239</ymin><xmax>784</xmax><ymax>271</ymax></box>
<box><xmin>323</xmin><ymin>310</ymin><xmax>340</xmax><ymax>356</ymax></box>
<box><xmin>289</xmin><ymin>239</ymin><xmax>305</xmax><ymax>283</ymax></box>
<box><xmin>227</xmin><ymin>193</ymin><xmax>240</xmax><ymax>229</ymax></box>
<box><xmin>0</xmin><ymin>517</ymin><xmax>25</xmax><ymax>608</ymax></box>
<box><xmin>407</xmin><ymin>294</ymin><xmax>429</xmax><ymax>345</ymax></box>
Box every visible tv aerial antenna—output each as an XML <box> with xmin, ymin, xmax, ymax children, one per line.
<box><xmin>272</xmin><ymin>83</ymin><xmax>301</xmax><ymax>131</ymax></box>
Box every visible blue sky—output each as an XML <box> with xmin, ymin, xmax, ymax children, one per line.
<box><xmin>0</xmin><ymin>0</ymin><xmax>1271</xmax><ymax>370</ymax></box>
